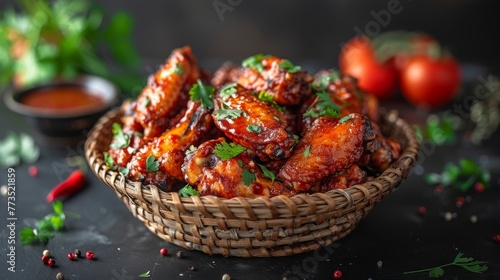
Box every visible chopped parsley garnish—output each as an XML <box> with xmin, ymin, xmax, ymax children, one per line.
<box><xmin>110</xmin><ymin>123</ymin><xmax>130</xmax><ymax>149</ymax></box>
<box><xmin>246</xmin><ymin>124</ymin><xmax>261</xmax><ymax>134</ymax></box>
<box><xmin>20</xmin><ymin>201</ymin><xmax>65</xmax><ymax>245</ymax></box>
<box><xmin>189</xmin><ymin>79</ymin><xmax>215</xmax><ymax>109</ymax></box>
<box><xmin>214</xmin><ymin>109</ymin><xmax>245</xmax><ymax>121</ymax></box>
<box><xmin>312</xmin><ymin>70</ymin><xmax>340</xmax><ymax>92</ymax></box>
<box><xmin>304</xmin><ymin>145</ymin><xmax>311</xmax><ymax>157</ymax></box>
<box><xmin>178</xmin><ymin>184</ymin><xmax>200</xmax><ymax>197</ymax></box>
<box><xmin>220</xmin><ymin>83</ymin><xmax>238</xmax><ymax>99</ymax></box>
<box><xmin>237</xmin><ymin>159</ymin><xmax>245</xmax><ymax>167</ymax></box>
<box><xmin>213</xmin><ymin>141</ymin><xmax>246</xmax><ymax>160</ymax></box>
<box><xmin>104</xmin><ymin>152</ymin><xmax>114</xmax><ymax>168</ymax></box>
<box><xmin>303</xmin><ymin>92</ymin><xmax>341</xmax><ymax>118</ymax></box>
<box><xmin>258</xmin><ymin>164</ymin><xmax>276</xmax><ymax>183</ymax></box>
<box><xmin>258</xmin><ymin>90</ymin><xmax>283</xmax><ymax>111</ymax></box>
<box><xmin>174</xmin><ymin>63</ymin><xmax>184</xmax><ymax>75</ymax></box>
<box><xmin>339</xmin><ymin>115</ymin><xmax>352</xmax><ymax>123</ymax></box>
<box><xmin>146</xmin><ymin>155</ymin><xmax>159</xmax><ymax>172</ymax></box>
<box><xmin>118</xmin><ymin>165</ymin><xmax>130</xmax><ymax>177</ymax></box>
<box><xmin>142</xmin><ymin>97</ymin><xmax>150</xmax><ymax>107</ymax></box>
<box><xmin>242</xmin><ymin>54</ymin><xmax>271</xmax><ymax>72</ymax></box>
<box><xmin>242</xmin><ymin>168</ymin><xmax>256</xmax><ymax>185</ymax></box>
<box><xmin>188</xmin><ymin>145</ymin><xmax>197</xmax><ymax>152</ymax></box>
<box><xmin>278</xmin><ymin>59</ymin><xmax>301</xmax><ymax>73</ymax></box>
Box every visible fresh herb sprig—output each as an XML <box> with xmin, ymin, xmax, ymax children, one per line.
<box><xmin>178</xmin><ymin>184</ymin><xmax>200</xmax><ymax>197</ymax></box>
<box><xmin>20</xmin><ymin>201</ymin><xmax>65</xmax><ymax>245</ymax></box>
<box><xmin>257</xmin><ymin>90</ymin><xmax>283</xmax><ymax>111</ymax></box>
<box><xmin>242</xmin><ymin>168</ymin><xmax>256</xmax><ymax>185</ymax></box>
<box><xmin>278</xmin><ymin>59</ymin><xmax>301</xmax><ymax>73</ymax></box>
<box><xmin>110</xmin><ymin>123</ymin><xmax>130</xmax><ymax>149</ymax></box>
<box><xmin>145</xmin><ymin>155</ymin><xmax>159</xmax><ymax>172</ymax></box>
<box><xmin>214</xmin><ymin>108</ymin><xmax>245</xmax><ymax>121</ymax></box>
<box><xmin>416</xmin><ymin>114</ymin><xmax>458</xmax><ymax>145</ymax></box>
<box><xmin>303</xmin><ymin>92</ymin><xmax>341</xmax><ymax>118</ymax></box>
<box><xmin>189</xmin><ymin>79</ymin><xmax>215</xmax><ymax>109</ymax></box>
<box><xmin>241</xmin><ymin>54</ymin><xmax>271</xmax><ymax>72</ymax></box>
<box><xmin>425</xmin><ymin>158</ymin><xmax>490</xmax><ymax>192</ymax></box>
<box><xmin>0</xmin><ymin>132</ymin><xmax>39</xmax><ymax>168</ymax></box>
<box><xmin>312</xmin><ymin>71</ymin><xmax>340</xmax><ymax>92</ymax></box>
<box><xmin>213</xmin><ymin>141</ymin><xmax>246</xmax><ymax>160</ymax></box>
<box><xmin>403</xmin><ymin>252</ymin><xmax>488</xmax><ymax>278</ymax></box>
<box><xmin>138</xmin><ymin>270</ymin><xmax>151</xmax><ymax>278</ymax></box>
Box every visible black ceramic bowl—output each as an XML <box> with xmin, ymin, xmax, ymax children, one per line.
<box><xmin>4</xmin><ymin>75</ymin><xmax>118</xmax><ymax>146</ymax></box>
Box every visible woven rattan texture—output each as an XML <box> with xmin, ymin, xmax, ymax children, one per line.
<box><xmin>85</xmin><ymin>108</ymin><xmax>419</xmax><ymax>257</ymax></box>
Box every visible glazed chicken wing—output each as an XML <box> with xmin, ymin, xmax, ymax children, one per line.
<box><xmin>127</xmin><ymin>100</ymin><xmax>213</xmax><ymax>188</ymax></box>
<box><xmin>301</xmin><ymin>70</ymin><xmax>379</xmax><ymax>131</ymax></box>
<box><xmin>212</xmin><ymin>84</ymin><xmax>296</xmax><ymax>161</ymax></box>
<box><xmin>182</xmin><ymin>138</ymin><xmax>292</xmax><ymax>198</ymax></box>
<box><xmin>134</xmin><ymin>46</ymin><xmax>201</xmax><ymax>139</ymax></box>
<box><xmin>215</xmin><ymin>55</ymin><xmax>313</xmax><ymax>106</ymax></box>
<box><xmin>279</xmin><ymin>113</ymin><xmax>376</xmax><ymax>191</ymax></box>
<box><xmin>357</xmin><ymin>122</ymin><xmax>401</xmax><ymax>174</ymax></box>
<box><xmin>308</xmin><ymin>164</ymin><xmax>367</xmax><ymax>193</ymax></box>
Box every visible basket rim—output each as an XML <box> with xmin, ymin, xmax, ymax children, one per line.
<box><xmin>85</xmin><ymin>107</ymin><xmax>419</xmax><ymax>210</ymax></box>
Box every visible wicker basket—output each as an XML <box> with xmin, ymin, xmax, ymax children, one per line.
<box><xmin>85</xmin><ymin>108</ymin><xmax>419</xmax><ymax>257</ymax></box>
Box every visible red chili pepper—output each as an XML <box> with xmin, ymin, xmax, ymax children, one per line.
<box><xmin>46</xmin><ymin>170</ymin><xmax>86</xmax><ymax>203</ymax></box>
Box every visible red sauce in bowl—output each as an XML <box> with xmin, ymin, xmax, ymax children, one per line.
<box><xmin>20</xmin><ymin>85</ymin><xmax>105</xmax><ymax>111</ymax></box>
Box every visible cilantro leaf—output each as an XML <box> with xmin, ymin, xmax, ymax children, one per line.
<box><xmin>219</xmin><ymin>83</ymin><xmax>238</xmax><ymax>99</ymax></box>
<box><xmin>258</xmin><ymin>164</ymin><xmax>276</xmax><ymax>183</ymax></box>
<box><xmin>174</xmin><ymin>63</ymin><xmax>184</xmax><ymax>75</ymax></box>
<box><xmin>257</xmin><ymin>90</ymin><xmax>283</xmax><ymax>111</ymax></box>
<box><xmin>304</xmin><ymin>145</ymin><xmax>311</xmax><ymax>157</ymax></box>
<box><xmin>139</xmin><ymin>270</ymin><xmax>151</xmax><ymax>278</ymax></box>
<box><xmin>214</xmin><ymin>109</ymin><xmax>245</xmax><ymax>121</ymax></box>
<box><xmin>104</xmin><ymin>152</ymin><xmax>115</xmax><ymax>168</ymax></box>
<box><xmin>187</xmin><ymin>145</ymin><xmax>197</xmax><ymax>152</ymax></box>
<box><xmin>242</xmin><ymin>168</ymin><xmax>256</xmax><ymax>185</ymax></box>
<box><xmin>178</xmin><ymin>184</ymin><xmax>200</xmax><ymax>197</ymax></box>
<box><xmin>278</xmin><ymin>59</ymin><xmax>301</xmax><ymax>73</ymax></box>
<box><xmin>425</xmin><ymin>158</ymin><xmax>491</xmax><ymax>191</ymax></box>
<box><xmin>110</xmin><ymin>123</ymin><xmax>130</xmax><ymax>149</ymax></box>
<box><xmin>246</xmin><ymin>124</ymin><xmax>261</xmax><ymax>134</ymax></box>
<box><xmin>404</xmin><ymin>252</ymin><xmax>488</xmax><ymax>277</ymax></box>
<box><xmin>189</xmin><ymin>79</ymin><xmax>215</xmax><ymax>109</ymax></box>
<box><xmin>21</xmin><ymin>201</ymin><xmax>66</xmax><ymax>245</ymax></box>
<box><xmin>146</xmin><ymin>155</ymin><xmax>159</xmax><ymax>172</ymax></box>
<box><xmin>339</xmin><ymin>115</ymin><xmax>352</xmax><ymax>123</ymax></box>
<box><xmin>142</xmin><ymin>97</ymin><xmax>150</xmax><ymax>107</ymax></box>
<box><xmin>20</xmin><ymin>227</ymin><xmax>36</xmax><ymax>245</ymax></box>
<box><xmin>312</xmin><ymin>70</ymin><xmax>340</xmax><ymax>92</ymax></box>
<box><xmin>242</xmin><ymin>54</ymin><xmax>271</xmax><ymax>72</ymax></box>
<box><xmin>303</xmin><ymin>92</ymin><xmax>341</xmax><ymax>118</ymax></box>
<box><xmin>213</xmin><ymin>142</ymin><xmax>246</xmax><ymax>160</ymax></box>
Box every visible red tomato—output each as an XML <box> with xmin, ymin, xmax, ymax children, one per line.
<box><xmin>339</xmin><ymin>36</ymin><xmax>398</xmax><ymax>100</ymax></box>
<box><xmin>400</xmin><ymin>55</ymin><xmax>461</xmax><ymax>108</ymax></box>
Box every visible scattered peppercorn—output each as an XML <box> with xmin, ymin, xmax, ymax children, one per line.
<box><xmin>494</xmin><ymin>234</ymin><xmax>500</xmax><ymax>243</ymax></box>
<box><xmin>176</xmin><ymin>251</ymin><xmax>183</xmax><ymax>258</ymax></box>
<box><xmin>188</xmin><ymin>265</ymin><xmax>195</xmax><ymax>271</ymax></box>
<box><xmin>29</xmin><ymin>165</ymin><xmax>38</xmax><ymax>177</ymax></box>
<box><xmin>456</xmin><ymin>197</ymin><xmax>465</xmax><ymax>207</ymax></box>
<box><xmin>434</xmin><ymin>185</ymin><xmax>444</xmax><ymax>194</ymax></box>
<box><xmin>160</xmin><ymin>248</ymin><xmax>168</xmax><ymax>256</ymax></box>
<box><xmin>417</xmin><ymin>206</ymin><xmax>426</xmax><ymax>215</ymax></box>
<box><xmin>41</xmin><ymin>255</ymin><xmax>50</xmax><ymax>264</ymax></box>
<box><xmin>85</xmin><ymin>251</ymin><xmax>95</xmax><ymax>260</ymax></box>
<box><xmin>470</xmin><ymin>215</ymin><xmax>478</xmax><ymax>224</ymax></box>
<box><xmin>474</xmin><ymin>182</ymin><xmax>485</xmax><ymax>193</ymax></box>
<box><xmin>333</xmin><ymin>269</ymin><xmax>343</xmax><ymax>279</ymax></box>
<box><xmin>74</xmin><ymin>249</ymin><xmax>81</xmax><ymax>257</ymax></box>
<box><xmin>56</xmin><ymin>272</ymin><xmax>65</xmax><ymax>280</ymax></box>
<box><xmin>222</xmin><ymin>273</ymin><xmax>231</xmax><ymax>280</ymax></box>
<box><xmin>43</xmin><ymin>249</ymin><xmax>51</xmax><ymax>257</ymax></box>
<box><xmin>68</xmin><ymin>252</ymin><xmax>76</xmax><ymax>261</ymax></box>
<box><xmin>47</xmin><ymin>258</ymin><xmax>55</xmax><ymax>267</ymax></box>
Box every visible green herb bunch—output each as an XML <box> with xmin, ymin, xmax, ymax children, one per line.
<box><xmin>0</xmin><ymin>0</ymin><xmax>141</xmax><ymax>94</ymax></box>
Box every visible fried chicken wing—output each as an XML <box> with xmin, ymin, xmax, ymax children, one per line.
<box><xmin>301</xmin><ymin>70</ymin><xmax>379</xmax><ymax>131</ymax></box>
<box><xmin>279</xmin><ymin>113</ymin><xmax>376</xmax><ymax>191</ymax></box>
<box><xmin>134</xmin><ymin>46</ymin><xmax>201</xmax><ymax>139</ymax></box>
<box><xmin>127</xmin><ymin>101</ymin><xmax>213</xmax><ymax>188</ymax></box>
<box><xmin>357</xmin><ymin>122</ymin><xmax>401</xmax><ymax>174</ymax></box>
<box><xmin>215</xmin><ymin>55</ymin><xmax>313</xmax><ymax>106</ymax></box>
<box><xmin>308</xmin><ymin>164</ymin><xmax>367</xmax><ymax>193</ymax></box>
<box><xmin>182</xmin><ymin>138</ymin><xmax>292</xmax><ymax>198</ymax></box>
<box><xmin>212</xmin><ymin>84</ymin><xmax>296</xmax><ymax>161</ymax></box>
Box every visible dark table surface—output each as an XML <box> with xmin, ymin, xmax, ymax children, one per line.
<box><xmin>1</xmin><ymin>65</ymin><xmax>499</xmax><ymax>280</ymax></box>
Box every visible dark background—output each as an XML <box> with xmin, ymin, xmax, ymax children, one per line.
<box><xmin>2</xmin><ymin>0</ymin><xmax>498</xmax><ymax>75</ymax></box>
